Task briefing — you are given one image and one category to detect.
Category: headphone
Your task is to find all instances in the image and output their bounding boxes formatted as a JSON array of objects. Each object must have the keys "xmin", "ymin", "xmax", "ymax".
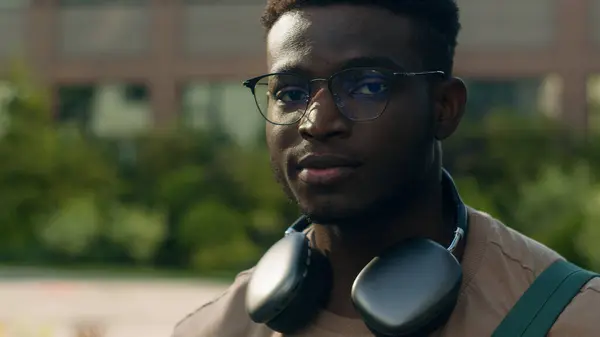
[{"xmin": 245, "ymin": 169, "xmax": 468, "ymax": 336}]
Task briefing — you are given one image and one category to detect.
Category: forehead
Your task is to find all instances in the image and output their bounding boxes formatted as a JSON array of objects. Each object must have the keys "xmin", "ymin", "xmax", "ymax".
[{"xmin": 266, "ymin": 5, "xmax": 419, "ymax": 75}]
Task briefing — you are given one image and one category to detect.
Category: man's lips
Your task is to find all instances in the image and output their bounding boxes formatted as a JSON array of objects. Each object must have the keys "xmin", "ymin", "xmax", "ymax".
[
  {"xmin": 296, "ymin": 154, "xmax": 362, "ymax": 185},
  {"xmin": 298, "ymin": 167, "xmax": 357, "ymax": 185}
]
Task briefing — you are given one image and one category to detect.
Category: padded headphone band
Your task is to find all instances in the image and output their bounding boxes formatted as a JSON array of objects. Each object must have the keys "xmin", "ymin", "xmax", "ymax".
[
  {"xmin": 442, "ymin": 168, "xmax": 468, "ymax": 234},
  {"xmin": 285, "ymin": 215, "xmax": 311, "ymax": 235},
  {"xmin": 441, "ymin": 168, "xmax": 468, "ymax": 252}
]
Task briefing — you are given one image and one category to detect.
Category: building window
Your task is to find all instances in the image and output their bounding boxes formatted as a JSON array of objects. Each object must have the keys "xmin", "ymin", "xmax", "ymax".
[
  {"xmin": 183, "ymin": 4, "xmax": 264, "ymax": 57},
  {"xmin": 180, "ymin": 81, "xmax": 264, "ymax": 145},
  {"xmin": 0, "ymin": 0, "xmax": 28, "ymax": 9},
  {"xmin": 58, "ymin": 0, "xmax": 148, "ymax": 6},
  {"xmin": 463, "ymin": 75, "xmax": 562, "ymax": 119},
  {"xmin": 456, "ymin": 0, "xmax": 555, "ymax": 48},
  {"xmin": 57, "ymin": 83, "xmax": 152, "ymax": 138},
  {"xmin": 590, "ymin": 0, "xmax": 600, "ymax": 45},
  {"xmin": 0, "ymin": 0, "xmax": 27, "ymax": 59},
  {"xmin": 587, "ymin": 75, "xmax": 600, "ymax": 131},
  {"xmin": 58, "ymin": 0, "xmax": 150, "ymax": 57},
  {"xmin": 0, "ymin": 81, "xmax": 16, "ymax": 137},
  {"xmin": 57, "ymin": 85, "xmax": 95, "ymax": 127},
  {"xmin": 124, "ymin": 85, "xmax": 149, "ymax": 102}
]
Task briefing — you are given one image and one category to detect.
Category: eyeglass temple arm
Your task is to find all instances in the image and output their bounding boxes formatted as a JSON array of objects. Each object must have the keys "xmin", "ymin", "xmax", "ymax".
[{"xmin": 394, "ymin": 70, "xmax": 446, "ymax": 77}]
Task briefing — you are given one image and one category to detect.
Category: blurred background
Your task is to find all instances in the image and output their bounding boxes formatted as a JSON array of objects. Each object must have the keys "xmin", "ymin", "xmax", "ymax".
[{"xmin": 1, "ymin": 0, "xmax": 600, "ymax": 336}]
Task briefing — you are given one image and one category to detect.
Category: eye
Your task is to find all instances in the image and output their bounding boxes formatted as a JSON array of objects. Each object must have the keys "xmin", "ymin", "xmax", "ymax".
[
  {"xmin": 275, "ymin": 87, "xmax": 309, "ymax": 103},
  {"xmin": 352, "ymin": 80, "xmax": 389, "ymax": 96}
]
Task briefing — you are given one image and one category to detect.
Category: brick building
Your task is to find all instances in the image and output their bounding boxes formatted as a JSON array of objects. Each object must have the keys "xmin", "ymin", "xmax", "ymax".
[{"xmin": 0, "ymin": 0, "xmax": 598, "ymax": 142}]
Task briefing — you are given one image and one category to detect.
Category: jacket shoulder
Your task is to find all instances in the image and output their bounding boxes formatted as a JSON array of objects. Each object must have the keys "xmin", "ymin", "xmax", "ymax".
[
  {"xmin": 549, "ymin": 276, "xmax": 600, "ymax": 336},
  {"xmin": 172, "ymin": 269, "xmax": 274, "ymax": 337}
]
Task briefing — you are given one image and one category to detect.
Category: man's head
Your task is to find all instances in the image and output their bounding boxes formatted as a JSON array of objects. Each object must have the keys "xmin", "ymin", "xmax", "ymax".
[{"xmin": 255, "ymin": 0, "xmax": 467, "ymax": 226}]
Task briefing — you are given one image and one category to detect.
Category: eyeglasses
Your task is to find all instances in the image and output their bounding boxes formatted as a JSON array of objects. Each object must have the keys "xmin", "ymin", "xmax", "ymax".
[{"xmin": 242, "ymin": 67, "xmax": 445, "ymax": 125}]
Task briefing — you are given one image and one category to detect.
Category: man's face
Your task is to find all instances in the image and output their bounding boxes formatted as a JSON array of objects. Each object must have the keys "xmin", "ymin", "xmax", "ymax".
[{"xmin": 265, "ymin": 5, "xmax": 465, "ymax": 226}]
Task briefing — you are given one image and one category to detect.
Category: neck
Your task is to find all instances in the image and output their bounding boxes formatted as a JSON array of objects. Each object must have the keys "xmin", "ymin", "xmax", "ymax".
[{"xmin": 312, "ymin": 170, "xmax": 462, "ymax": 318}]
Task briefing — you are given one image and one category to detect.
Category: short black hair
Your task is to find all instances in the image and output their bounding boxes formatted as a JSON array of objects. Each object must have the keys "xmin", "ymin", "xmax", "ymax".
[{"xmin": 261, "ymin": 0, "xmax": 461, "ymax": 76}]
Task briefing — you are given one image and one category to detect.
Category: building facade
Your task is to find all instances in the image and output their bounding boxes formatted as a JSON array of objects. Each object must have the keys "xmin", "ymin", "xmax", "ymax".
[{"xmin": 1, "ymin": 0, "xmax": 599, "ymax": 141}]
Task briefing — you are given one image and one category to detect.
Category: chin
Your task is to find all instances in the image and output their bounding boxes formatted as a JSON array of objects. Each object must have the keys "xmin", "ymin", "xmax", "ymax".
[
  {"xmin": 297, "ymin": 189, "xmax": 405, "ymax": 229},
  {"xmin": 298, "ymin": 198, "xmax": 366, "ymax": 227}
]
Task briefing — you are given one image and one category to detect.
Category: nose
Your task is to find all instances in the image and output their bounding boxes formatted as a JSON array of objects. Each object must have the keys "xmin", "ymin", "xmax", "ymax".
[{"xmin": 298, "ymin": 87, "xmax": 351, "ymax": 141}]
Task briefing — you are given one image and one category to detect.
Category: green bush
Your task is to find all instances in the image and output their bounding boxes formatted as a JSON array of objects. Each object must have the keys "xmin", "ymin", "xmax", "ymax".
[
  {"xmin": 38, "ymin": 195, "xmax": 102, "ymax": 258},
  {"xmin": 105, "ymin": 204, "xmax": 167, "ymax": 264},
  {"xmin": 514, "ymin": 163, "xmax": 594, "ymax": 267},
  {"xmin": 178, "ymin": 199, "xmax": 257, "ymax": 271},
  {"xmin": 579, "ymin": 189, "xmax": 600, "ymax": 271},
  {"xmin": 2, "ymin": 63, "xmax": 600, "ymax": 274},
  {"xmin": 0, "ymin": 65, "xmax": 119, "ymax": 262},
  {"xmin": 446, "ymin": 113, "xmax": 600, "ymax": 269}
]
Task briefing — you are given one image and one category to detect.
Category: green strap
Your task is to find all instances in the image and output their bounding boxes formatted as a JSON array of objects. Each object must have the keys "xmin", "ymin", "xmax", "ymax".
[{"xmin": 492, "ymin": 259, "xmax": 598, "ymax": 337}]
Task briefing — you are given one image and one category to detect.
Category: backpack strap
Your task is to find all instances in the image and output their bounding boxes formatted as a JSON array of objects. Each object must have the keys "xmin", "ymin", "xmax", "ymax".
[{"xmin": 492, "ymin": 259, "xmax": 598, "ymax": 337}]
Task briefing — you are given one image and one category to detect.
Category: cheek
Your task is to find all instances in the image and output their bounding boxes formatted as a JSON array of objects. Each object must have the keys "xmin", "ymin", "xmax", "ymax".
[
  {"xmin": 373, "ymin": 110, "xmax": 428, "ymax": 146},
  {"xmin": 266, "ymin": 124, "xmax": 291, "ymax": 150},
  {"xmin": 359, "ymin": 96, "xmax": 434, "ymax": 174},
  {"xmin": 381, "ymin": 91, "xmax": 433, "ymax": 136},
  {"xmin": 266, "ymin": 124, "xmax": 297, "ymax": 167},
  {"xmin": 265, "ymin": 123, "xmax": 276, "ymax": 148}
]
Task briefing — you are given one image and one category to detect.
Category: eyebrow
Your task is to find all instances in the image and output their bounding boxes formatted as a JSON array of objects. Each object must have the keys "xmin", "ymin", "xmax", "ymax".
[{"xmin": 271, "ymin": 56, "xmax": 408, "ymax": 75}]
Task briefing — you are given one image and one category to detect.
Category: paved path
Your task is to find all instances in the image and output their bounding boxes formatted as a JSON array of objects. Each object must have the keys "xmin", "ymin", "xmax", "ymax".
[{"xmin": 0, "ymin": 277, "xmax": 228, "ymax": 337}]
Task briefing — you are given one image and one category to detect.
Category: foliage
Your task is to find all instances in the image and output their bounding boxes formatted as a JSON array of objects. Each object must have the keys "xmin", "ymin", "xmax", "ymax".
[
  {"xmin": 0, "ymin": 65, "xmax": 119, "ymax": 262},
  {"xmin": 443, "ymin": 113, "xmax": 600, "ymax": 268},
  {"xmin": 580, "ymin": 191, "xmax": 600, "ymax": 271},
  {"xmin": 38, "ymin": 195, "xmax": 102, "ymax": 258},
  {"xmin": 105, "ymin": 204, "xmax": 167, "ymax": 264},
  {"xmin": 514, "ymin": 163, "xmax": 593, "ymax": 267},
  {"xmin": 2, "ymin": 65, "xmax": 600, "ymax": 274}
]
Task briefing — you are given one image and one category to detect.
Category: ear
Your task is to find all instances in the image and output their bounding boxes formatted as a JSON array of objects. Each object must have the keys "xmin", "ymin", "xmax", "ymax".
[{"xmin": 433, "ymin": 77, "xmax": 467, "ymax": 140}]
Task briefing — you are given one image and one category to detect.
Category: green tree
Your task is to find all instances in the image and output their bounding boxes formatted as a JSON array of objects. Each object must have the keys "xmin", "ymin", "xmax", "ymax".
[{"xmin": 0, "ymin": 62, "xmax": 119, "ymax": 263}]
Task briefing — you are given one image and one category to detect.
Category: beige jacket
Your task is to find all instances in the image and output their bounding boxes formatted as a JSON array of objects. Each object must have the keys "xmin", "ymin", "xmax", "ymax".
[{"xmin": 172, "ymin": 209, "xmax": 600, "ymax": 337}]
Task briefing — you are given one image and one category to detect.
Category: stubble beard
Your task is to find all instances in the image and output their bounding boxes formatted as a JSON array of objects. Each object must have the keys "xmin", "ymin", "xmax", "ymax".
[{"xmin": 268, "ymin": 155, "xmax": 425, "ymax": 230}]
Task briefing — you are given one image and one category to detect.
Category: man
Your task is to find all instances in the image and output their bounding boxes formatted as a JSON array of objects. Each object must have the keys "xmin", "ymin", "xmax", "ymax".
[{"xmin": 173, "ymin": 0, "xmax": 600, "ymax": 336}]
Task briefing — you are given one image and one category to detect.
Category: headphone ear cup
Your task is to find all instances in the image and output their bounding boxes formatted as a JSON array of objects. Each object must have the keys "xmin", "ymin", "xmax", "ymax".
[
  {"xmin": 266, "ymin": 247, "xmax": 333, "ymax": 333},
  {"xmin": 351, "ymin": 239, "xmax": 462, "ymax": 337}
]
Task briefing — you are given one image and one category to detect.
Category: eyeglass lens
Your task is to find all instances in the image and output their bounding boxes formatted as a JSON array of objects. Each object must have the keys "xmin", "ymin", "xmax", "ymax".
[{"xmin": 252, "ymin": 68, "xmax": 396, "ymax": 125}]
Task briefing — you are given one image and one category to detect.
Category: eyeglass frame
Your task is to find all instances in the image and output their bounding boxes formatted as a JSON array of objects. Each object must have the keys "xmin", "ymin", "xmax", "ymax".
[{"xmin": 242, "ymin": 67, "xmax": 446, "ymax": 125}]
